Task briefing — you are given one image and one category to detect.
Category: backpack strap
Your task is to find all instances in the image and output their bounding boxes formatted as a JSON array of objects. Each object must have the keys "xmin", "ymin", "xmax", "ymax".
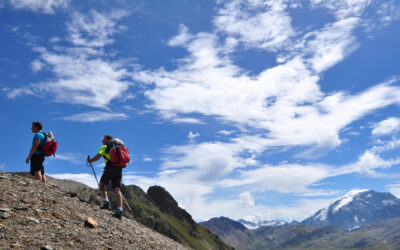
[
  {"xmin": 40, "ymin": 132, "xmax": 47, "ymax": 140},
  {"xmin": 37, "ymin": 132, "xmax": 47, "ymax": 151}
]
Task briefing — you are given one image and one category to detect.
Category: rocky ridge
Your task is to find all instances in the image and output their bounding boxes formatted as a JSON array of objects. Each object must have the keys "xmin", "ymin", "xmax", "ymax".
[
  {"xmin": 0, "ymin": 171, "xmax": 188, "ymax": 249},
  {"xmin": 9, "ymin": 172, "xmax": 231, "ymax": 250}
]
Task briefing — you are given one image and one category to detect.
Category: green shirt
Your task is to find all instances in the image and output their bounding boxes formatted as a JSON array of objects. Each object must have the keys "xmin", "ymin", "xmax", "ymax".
[{"xmin": 97, "ymin": 145, "xmax": 110, "ymax": 164}]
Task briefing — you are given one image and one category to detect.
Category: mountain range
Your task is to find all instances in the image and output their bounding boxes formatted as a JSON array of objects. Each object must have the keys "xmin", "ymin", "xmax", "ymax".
[{"xmin": 200, "ymin": 189, "xmax": 400, "ymax": 249}]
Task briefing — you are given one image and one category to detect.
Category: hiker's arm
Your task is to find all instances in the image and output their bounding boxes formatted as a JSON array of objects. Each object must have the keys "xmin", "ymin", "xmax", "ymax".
[
  {"xmin": 26, "ymin": 139, "xmax": 40, "ymax": 163},
  {"xmin": 88, "ymin": 154, "xmax": 102, "ymax": 163}
]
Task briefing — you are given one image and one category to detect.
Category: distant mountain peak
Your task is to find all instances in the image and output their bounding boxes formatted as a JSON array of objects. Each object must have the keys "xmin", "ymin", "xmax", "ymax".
[
  {"xmin": 302, "ymin": 189, "xmax": 400, "ymax": 230},
  {"xmin": 315, "ymin": 189, "xmax": 370, "ymax": 221}
]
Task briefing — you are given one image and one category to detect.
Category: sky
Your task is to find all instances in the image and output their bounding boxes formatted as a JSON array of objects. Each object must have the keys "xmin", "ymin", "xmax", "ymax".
[{"xmin": 1, "ymin": 0, "xmax": 400, "ymax": 223}]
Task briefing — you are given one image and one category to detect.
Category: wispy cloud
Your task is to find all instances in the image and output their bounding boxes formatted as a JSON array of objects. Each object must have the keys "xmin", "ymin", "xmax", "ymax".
[
  {"xmin": 136, "ymin": 1, "xmax": 400, "ymax": 153},
  {"xmin": 67, "ymin": 10, "xmax": 128, "ymax": 48},
  {"xmin": 47, "ymin": 152, "xmax": 86, "ymax": 165},
  {"xmin": 5, "ymin": 0, "xmax": 70, "ymax": 14},
  {"xmin": 214, "ymin": 0, "xmax": 295, "ymax": 51},
  {"xmin": 142, "ymin": 157, "xmax": 153, "ymax": 162},
  {"xmin": 218, "ymin": 130, "xmax": 235, "ymax": 136},
  {"xmin": 7, "ymin": 10, "xmax": 132, "ymax": 109},
  {"xmin": 61, "ymin": 111, "xmax": 128, "ymax": 123},
  {"xmin": 188, "ymin": 131, "xmax": 200, "ymax": 139},
  {"xmin": 372, "ymin": 117, "xmax": 400, "ymax": 136},
  {"xmin": 49, "ymin": 173, "xmax": 98, "ymax": 188}
]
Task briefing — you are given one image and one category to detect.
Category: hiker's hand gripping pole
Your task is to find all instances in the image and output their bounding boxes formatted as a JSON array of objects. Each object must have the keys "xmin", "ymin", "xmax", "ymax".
[{"xmin": 87, "ymin": 155, "xmax": 99, "ymax": 186}]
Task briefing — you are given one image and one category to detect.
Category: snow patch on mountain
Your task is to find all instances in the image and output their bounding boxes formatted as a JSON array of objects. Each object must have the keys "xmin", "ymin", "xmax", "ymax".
[
  {"xmin": 332, "ymin": 189, "xmax": 369, "ymax": 213},
  {"xmin": 239, "ymin": 217, "xmax": 287, "ymax": 229},
  {"xmin": 315, "ymin": 207, "xmax": 328, "ymax": 221},
  {"xmin": 383, "ymin": 199, "xmax": 396, "ymax": 205}
]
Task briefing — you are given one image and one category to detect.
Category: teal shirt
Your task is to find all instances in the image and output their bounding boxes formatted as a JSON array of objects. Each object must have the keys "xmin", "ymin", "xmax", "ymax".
[{"xmin": 33, "ymin": 132, "xmax": 45, "ymax": 155}]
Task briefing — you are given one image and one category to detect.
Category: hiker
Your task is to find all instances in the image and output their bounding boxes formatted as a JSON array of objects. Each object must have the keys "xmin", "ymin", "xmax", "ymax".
[
  {"xmin": 87, "ymin": 135, "xmax": 123, "ymax": 219},
  {"xmin": 26, "ymin": 121, "xmax": 46, "ymax": 183}
]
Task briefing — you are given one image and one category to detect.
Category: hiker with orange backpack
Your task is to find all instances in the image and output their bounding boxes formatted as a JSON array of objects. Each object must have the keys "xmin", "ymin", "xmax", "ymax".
[{"xmin": 87, "ymin": 135, "xmax": 130, "ymax": 219}]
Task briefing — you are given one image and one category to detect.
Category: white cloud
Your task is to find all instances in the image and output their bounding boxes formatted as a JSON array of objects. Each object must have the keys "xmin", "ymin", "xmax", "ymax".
[
  {"xmin": 372, "ymin": 117, "xmax": 400, "ymax": 136},
  {"xmin": 171, "ymin": 117, "xmax": 204, "ymax": 124},
  {"xmin": 67, "ymin": 10, "xmax": 128, "ymax": 48},
  {"xmin": 48, "ymin": 152, "xmax": 86, "ymax": 165},
  {"xmin": 214, "ymin": 0, "xmax": 295, "ymax": 51},
  {"xmin": 370, "ymin": 138, "xmax": 400, "ymax": 153},
  {"xmin": 304, "ymin": 17, "xmax": 359, "ymax": 73},
  {"xmin": 49, "ymin": 173, "xmax": 98, "ymax": 188},
  {"xmin": 168, "ymin": 24, "xmax": 193, "ymax": 47},
  {"xmin": 338, "ymin": 150, "xmax": 398, "ymax": 175},
  {"xmin": 8, "ymin": 11, "xmax": 132, "ymax": 108},
  {"xmin": 334, "ymin": 138, "xmax": 400, "ymax": 176},
  {"xmin": 31, "ymin": 59, "xmax": 43, "ymax": 72},
  {"xmin": 221, "ymin": 163, "xmax": 331, "ymax": 194},
  {"xmin": 142, "ymin": 157, "xmax": 153, "ymax": 162},
  {"xmin": 310, "ymin": 0, "xmax": 371, "ymax": 19},
  {"xmin": 136, "ymin": 0, "xmax": 400, "ymax": 154},
  {"xmin": 62, "ymin": 111, "xmax": 128, "ymax": 123},
  {"xmin": 49, "ymin": 36, "xmax": 60, "ymax": 43},
  {"xmin": 7, "ymin": 0, "xmax": 70, "ymax": 14},
  {"xmin": 239, "ymin": 191, "xmax": 255, "ymax": 208},
  {"xmin": 6, "ymin": 88, "xmax": 35, "ymax": 98},
  {"xmin": 218, "ymin": 130, "xmax": 235, "ymax": 136},
  {"xmin": 188, "ymin": 131, "xmax": 200, "ymax": 139},
  {"xmin": 386, "ymin": 183, "xmax": 400, "ymax": 198}
]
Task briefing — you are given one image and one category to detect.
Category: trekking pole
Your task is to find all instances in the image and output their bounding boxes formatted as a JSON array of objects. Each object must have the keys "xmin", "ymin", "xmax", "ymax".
[
  {"xmin": 121, "ymin": 193, "xmax": 133, "ymax": 213},
  {"xmin": 87, "ymin": 155, "xmax": 99, "ymax": 186},
  {"xmin": 87, "ymin": 155, "xmax": 132, "ymax": 213}
]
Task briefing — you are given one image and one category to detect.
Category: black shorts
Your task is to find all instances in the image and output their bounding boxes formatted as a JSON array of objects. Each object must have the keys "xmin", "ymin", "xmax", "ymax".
[
  {"xmin": 30, "ymin": 154, "xmax": 45, "ymax": 176},
  {"xmin": 100, "ymin": 165, "xmax": 122, "ymax": 189}
]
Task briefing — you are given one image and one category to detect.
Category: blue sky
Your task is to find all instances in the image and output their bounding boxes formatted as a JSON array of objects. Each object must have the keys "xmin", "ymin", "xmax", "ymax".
[{"xmin": 2, "ymin": 0, "xmax": 400, "ymax": 223}]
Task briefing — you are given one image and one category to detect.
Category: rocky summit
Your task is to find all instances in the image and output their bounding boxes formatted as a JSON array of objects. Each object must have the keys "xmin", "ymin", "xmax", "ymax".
[{"xmin": 0, "ymin": 171, "xmax": 188, "ymax": 249}]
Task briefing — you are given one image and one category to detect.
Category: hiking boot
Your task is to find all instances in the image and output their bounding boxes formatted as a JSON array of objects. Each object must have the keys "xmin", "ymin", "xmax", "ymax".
[
  {"xmin": 111, "ymin": 210, "xmax": 122, "ymax": 220},
  {"xmin": 100, "ymin": 201, "xmax": 109, "ymax": 210}
]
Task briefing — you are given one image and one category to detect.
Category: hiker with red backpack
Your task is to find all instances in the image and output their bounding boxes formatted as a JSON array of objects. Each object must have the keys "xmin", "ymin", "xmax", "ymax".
[
  {"xmin": 26, "ymin": 122, "xmax": 45, "ymax": 183},
  {"xmin": 87, "ymin": 135, "xmax": 129, "ymax": 219}
]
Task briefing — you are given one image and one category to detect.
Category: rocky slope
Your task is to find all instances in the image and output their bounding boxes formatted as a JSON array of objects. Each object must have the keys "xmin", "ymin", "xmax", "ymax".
[
  {"xmin": 12, "ymin": 172, "xmax": 232, "ymax": 250},
  {"xmin": 0, "ymin": 171, "xmax": 187, "ymax": 249}
]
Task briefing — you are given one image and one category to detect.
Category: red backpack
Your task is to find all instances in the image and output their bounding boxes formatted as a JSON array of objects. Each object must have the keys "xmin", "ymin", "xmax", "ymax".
[
  {"xmin": 107, "ymin": 138, "xmax": 130, "ymax": 167},
  {"xmin": 40, "ymin": 132, "xmax": 58, "ymax": 157}
]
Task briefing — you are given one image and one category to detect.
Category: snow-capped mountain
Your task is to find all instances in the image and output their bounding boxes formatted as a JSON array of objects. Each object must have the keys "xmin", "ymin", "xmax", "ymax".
[
  {"xmin": 238, "ymin": 218, "xmax": 287, "ymax": 229},
  {"xmin": 301, "ymin": 189, "xmax": 400, "ymax": 230}
]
